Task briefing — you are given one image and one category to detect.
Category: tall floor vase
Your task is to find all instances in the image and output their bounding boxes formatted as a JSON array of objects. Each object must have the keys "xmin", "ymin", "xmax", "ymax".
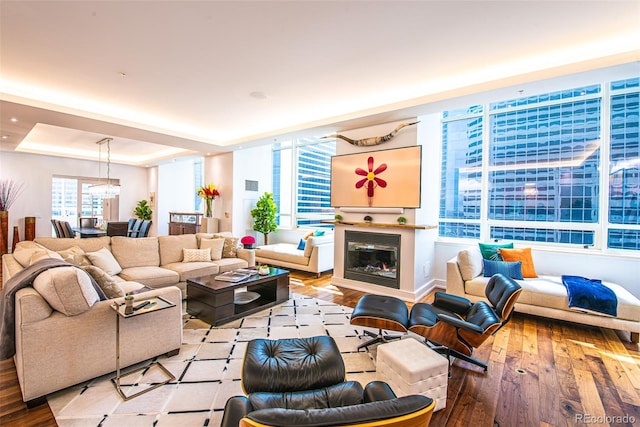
[
  {"xmin": 12, "ymin": 226, "xmax": 19, "ymax": 252},
  {"xmin": 0, "ymin": 211, "xmax": 8, "ymax": 256},
  {"xmin": 25, "ymin": 216, "xmax": 36, "ymax": 241}
]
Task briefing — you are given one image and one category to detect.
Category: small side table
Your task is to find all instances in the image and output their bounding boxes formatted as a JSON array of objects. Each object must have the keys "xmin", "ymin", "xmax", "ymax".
[{"xmin": 111, "ymin": 296, "xmax": 176, "ymax": 401}]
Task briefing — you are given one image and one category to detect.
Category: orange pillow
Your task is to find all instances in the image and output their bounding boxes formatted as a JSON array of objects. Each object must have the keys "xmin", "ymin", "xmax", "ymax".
[{"xmin": 498, "ymin": 247, "xmax": 538, "ymax": 278}]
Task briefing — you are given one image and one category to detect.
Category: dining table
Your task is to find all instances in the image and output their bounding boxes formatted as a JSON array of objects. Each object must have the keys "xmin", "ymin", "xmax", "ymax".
[{"xmin": 72, "ymin": 227, "xmax": 107, "ymax": 238}]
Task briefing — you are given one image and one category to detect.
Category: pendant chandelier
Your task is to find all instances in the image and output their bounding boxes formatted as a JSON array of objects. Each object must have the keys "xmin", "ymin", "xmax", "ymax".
[{"xmin": 89, "ymin": 137, "xmax": 120, "ymax": 198}]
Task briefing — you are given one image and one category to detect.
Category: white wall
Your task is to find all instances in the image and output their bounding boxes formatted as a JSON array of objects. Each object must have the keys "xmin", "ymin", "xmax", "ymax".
[
  {"xmin": 0, "ymin": 151, "xmax": 148, "ymax": 240},
  {"xmin": 157, "ymin": 159, "xmax": 198, "ymax": 236},
  {"xmin": 231, "ymin": 146, "xmax": 272, "ymax": 240}
]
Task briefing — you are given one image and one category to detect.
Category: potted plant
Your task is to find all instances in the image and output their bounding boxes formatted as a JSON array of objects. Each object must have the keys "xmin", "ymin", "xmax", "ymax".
[
  {"xmin": 397, "ymin": 216, "xmax": 407, "ymax": 225},
  {"xmin": 134, "ymin": 199, "xmax": 153, "ymax": 220},
  {"xmin": 251, "ymin": 192, "xmax": 278, "ymax": 245},
  {"xmin": 334, "ymin": 214, "xmax": 343, "ymax": 222}
]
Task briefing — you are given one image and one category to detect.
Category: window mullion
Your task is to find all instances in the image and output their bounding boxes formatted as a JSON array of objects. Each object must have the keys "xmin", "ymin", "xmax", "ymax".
[
  {"xmin": 480, "ymin": 107, "xmax": 490, "ymax": 240},
  {"xmin": 599, "ymin": 81, "xmax": 612, "ymax": 250}
]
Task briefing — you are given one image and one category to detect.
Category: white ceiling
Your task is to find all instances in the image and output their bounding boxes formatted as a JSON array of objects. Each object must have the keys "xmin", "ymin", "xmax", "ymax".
[{"xmin": 1, "ymin": 1, "xmax": 639, "ymax": 165}]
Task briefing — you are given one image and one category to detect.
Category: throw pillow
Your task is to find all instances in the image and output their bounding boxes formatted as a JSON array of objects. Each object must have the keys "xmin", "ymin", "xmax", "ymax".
[
  {"xmin": 483, "ymin": 260, "xmax": 523, "ymax": 280},
  {"xmin": 57, "ymin": 246, "xmax": 92, "ymax": 267},
  {"xmin": 297, "ymin": 238, "xmax": 306, "ymax": 250},
  {"xmin": 33, "ymin": 267, "xmax": 100, "ymax": 316},
  {"xmin": 13, "ymin": 241, "xmax": 49, "ymax": 267},
  {"xmin": 83, "ymin": 265, "xmax": 124, "ymax": 299},
  {"xmin": 29, "ymin": 249, "xmax": 63, "ymax": 266},
  {"xmin": 200, "ymin": 237, "xmax": 225, "ymax": 260},
  {"xmin": 498, "ymin": 247, "xmax": 538, "ymax": 278},
  {"xmin": 183, "ymin": 248, "xmax": 211, "ymax": 262},
  {"xmin": 86, "ymin": 247, "xmax": 123, "ymax": 276},
  {"xmin": 222, "ymin": 237, "xmax": 239, "ymax": 258},
  {"xmin": 314, "ymin": 230, "xmax": 325, "ymax": 236},
  {"xmin": 478, "ymin": 242, "xmax": 514, "ymax": 261}
]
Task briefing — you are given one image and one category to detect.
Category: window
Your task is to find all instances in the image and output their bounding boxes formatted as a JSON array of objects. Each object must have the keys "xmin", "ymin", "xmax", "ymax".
[
  {"xmin": 272, "ymin": 137, "xmax": 336, "ymax": 228},
  {"xmin": 439, "ymin": 77, "xmax": 640, "ymax": 252},
  {"xmin": 52, "ymin": 176, "xmax": 118, "ymax": 228}
]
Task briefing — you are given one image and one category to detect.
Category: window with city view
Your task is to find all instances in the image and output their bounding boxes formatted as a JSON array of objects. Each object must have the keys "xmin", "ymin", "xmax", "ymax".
[
  {"xmin": 272, "ymin": 137, "xmax": 336, "ymax": 229},
  {"xmin": 439, "ymin": 77, "xmax": 639, "ymax": 251}
]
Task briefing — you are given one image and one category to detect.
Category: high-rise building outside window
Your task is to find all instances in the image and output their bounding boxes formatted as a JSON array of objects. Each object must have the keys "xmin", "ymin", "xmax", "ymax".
[
  {"xmin": 272, "ymin": 137, "xmax": 335, "ymax": 229},
  {"xmin": 440, "ymin": 77, "xmax": 639, "ymax": 252}
]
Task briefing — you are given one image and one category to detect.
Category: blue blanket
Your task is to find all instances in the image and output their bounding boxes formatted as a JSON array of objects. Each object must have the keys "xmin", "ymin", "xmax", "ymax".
[{"xmin": 561, "ymin": 275, "xmax": 617, "ymax": 317}]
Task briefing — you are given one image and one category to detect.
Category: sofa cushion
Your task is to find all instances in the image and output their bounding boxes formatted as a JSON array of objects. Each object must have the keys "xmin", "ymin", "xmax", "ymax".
[
  {"xmin": 163, "ymin": 261, "xmax": 219, "ymax": 281},
  {"xmin": 303, "ymin": 235, "xmax": 333, "ymax": 257},
  {"xmin": 183, "ymin": 248, "xmax": 211, "ymax": 262},
  {"xmin": 478, "ymin": 242, "xmax": 514, "ymax": 261},
  {"xmin": 457, "ymin": 248, "xmax": 484, "ymax": 282},
  {"xmin": 57, "ymin": 246, "xmax": 92, "ymax": 267},
  {"xmin": 257, "ymin": 243, "xmax": 310, "ymax": 265},
  {"xmin": 213, "ymin": 257, "xmax": 250, "ymax": 273},
  {"xmin": 83, "ymin": 265, "xmax": 124, "ymax": 299},
  {"xmin": 34, "ymin": 236, "xmax": 112, "ymax": 253},
  {"xmin": 158, "ymin": 234, "xmax": 198, "ymax": 265},
  {"xmin": 200, "ymin": 237, "xmax": 225, "ymax": 260},
  {"xmin": 111, "ymin": 236, "xmax": 160, "ymax": 268},
  {"xmin": 86, "ymin": 247, "xmax": 122, "ymax": 276},
  {"xmin": 483, "ymin": 260, "xmax": 523, "ymax": 280},
  {"xmin": 464, "ymin": 275, "xmax": 640, "ymax": 323},
  {"xmin": 499, "ymin": 247, "xmax": 538, "ymax": 278},
  {"xmin": 33, "ymin": 267, "xmax": 99, "ymax": 316},
  {"xmin": 118, "ymin": 266, "xmax": 180, "ymax": 288}
]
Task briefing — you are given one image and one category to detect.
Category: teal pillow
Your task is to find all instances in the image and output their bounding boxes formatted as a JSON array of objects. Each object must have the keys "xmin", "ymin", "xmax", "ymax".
[
  {"xmin": 483, "ymin": 259, "xmax": 523, "ymax": 280},
  {"xmin": 314, "ymin": 230, "xmax": 325, "ymax": 236},
  {"xmin": 296, "ymin": 239, "xmax": 306, "ymax": 250},
  {"xmin": 478, "ymin": 242, "xmax": 514, "ymax": 261}
]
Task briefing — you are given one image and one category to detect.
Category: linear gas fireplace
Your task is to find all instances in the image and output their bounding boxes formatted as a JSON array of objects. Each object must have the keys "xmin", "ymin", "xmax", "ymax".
[{"xmin": 344, "ymin": 231, "xmax": 400, "ymax": 289}]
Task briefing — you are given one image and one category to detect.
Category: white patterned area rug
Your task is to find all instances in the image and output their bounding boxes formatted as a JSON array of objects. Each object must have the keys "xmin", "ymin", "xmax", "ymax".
[{"xmin": 47, "ymin": 294, "xmax": 378, "ymax": 427}]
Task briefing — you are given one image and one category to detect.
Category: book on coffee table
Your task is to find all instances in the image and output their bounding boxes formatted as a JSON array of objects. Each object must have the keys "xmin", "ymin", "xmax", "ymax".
[{"xmin": 215, "ymin": 271, "xmax": 251, "ymax": 282}]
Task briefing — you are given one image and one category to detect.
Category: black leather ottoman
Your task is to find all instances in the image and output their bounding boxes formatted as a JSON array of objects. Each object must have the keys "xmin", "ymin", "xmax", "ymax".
[{"xmin": 350, "ymin": 294, "xmax": 409, "ymax": 349}]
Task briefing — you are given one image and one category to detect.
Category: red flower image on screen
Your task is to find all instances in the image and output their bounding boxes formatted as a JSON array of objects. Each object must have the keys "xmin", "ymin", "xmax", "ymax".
[{"xmin": 355, "ymin": 156, "xmax": 387, "ymax": 206}]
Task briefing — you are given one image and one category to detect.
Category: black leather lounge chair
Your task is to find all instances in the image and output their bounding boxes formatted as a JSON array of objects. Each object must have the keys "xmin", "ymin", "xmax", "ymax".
[
  {"xmin": 220, "ymin": 336, "xmax": 435, "ymax": 427},
  {"xmin": 409, "ymin": 273, "xmax": 522, "ymax": 372}
]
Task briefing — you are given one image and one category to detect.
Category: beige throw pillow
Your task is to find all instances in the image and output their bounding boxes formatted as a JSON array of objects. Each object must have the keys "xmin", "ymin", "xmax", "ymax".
[
  {"xmin": 183, "ymin": 248, "xmax": 211, "ymax": 262},
  {"xmin": 86, "ymin": 247, "xmax": 122, "ymax": 276},
  {"xmin": 200, "ymin": 237, "xmax": 225, "ymax": 260},
  {"xmin": 33, "ymin": 267, "xmax": 99, "ymax": 316},
  {"xmin": 83, "ymin": 265, "xmax": 124, "ymax": 299},
  {"xmin": 13, "ymin": 241, "xmax": 56, "ymax": 267},
  {"xmin": 222, "ymin": 237, "xmax": 239, "ymax": 258},
  {"xmin": 57, "ymin": 246, "xmax": 92, "ymax": 267}
]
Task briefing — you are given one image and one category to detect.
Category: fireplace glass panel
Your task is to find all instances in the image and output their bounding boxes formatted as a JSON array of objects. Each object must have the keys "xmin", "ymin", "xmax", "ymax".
[{"xmin": 344, "ymin": 231, "xmax": 400, "ymax": 288}]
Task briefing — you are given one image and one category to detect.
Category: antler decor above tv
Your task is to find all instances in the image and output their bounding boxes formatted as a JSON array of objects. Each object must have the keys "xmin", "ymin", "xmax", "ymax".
[{"xmin": 323, "ymin": 121, "xmax": 419, "ymax": 146}]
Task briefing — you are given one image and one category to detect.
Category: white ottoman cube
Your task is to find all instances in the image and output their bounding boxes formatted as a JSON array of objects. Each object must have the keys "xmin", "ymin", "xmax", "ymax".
[{"xmin": 376, "ymin": 337, "xmax": 448, "ymax": 411}]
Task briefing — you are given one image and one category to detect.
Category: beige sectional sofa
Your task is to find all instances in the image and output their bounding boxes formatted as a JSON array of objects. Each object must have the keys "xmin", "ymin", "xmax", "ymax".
[
  {"xmin": 255, "ymin": 233, "xmax": 334, "ymax": 277},
  {"xmin": 447, "ymin": 246, "xmax": 640, "ymax": 342},
  {"xmin": 1, "ymin": 232, "xmax": 254, "ymax": 405}
]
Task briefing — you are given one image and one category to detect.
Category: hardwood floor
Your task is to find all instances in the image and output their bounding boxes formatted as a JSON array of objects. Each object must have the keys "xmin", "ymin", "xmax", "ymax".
[{"xmin": 2, "ymin": 270, "xmax": 639, "ymax": 426}]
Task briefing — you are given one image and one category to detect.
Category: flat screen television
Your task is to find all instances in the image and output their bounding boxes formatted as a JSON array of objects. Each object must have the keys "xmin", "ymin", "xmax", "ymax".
[{"xmin": 330, "ymin": 145, "xmax": 422, "ymax": 208}]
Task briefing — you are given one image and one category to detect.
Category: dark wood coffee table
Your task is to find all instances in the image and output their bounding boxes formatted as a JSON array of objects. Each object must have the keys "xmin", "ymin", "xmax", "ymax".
[{"xmin": 186, "ymin": 267, "xmax": 290, "ymax": 326}]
